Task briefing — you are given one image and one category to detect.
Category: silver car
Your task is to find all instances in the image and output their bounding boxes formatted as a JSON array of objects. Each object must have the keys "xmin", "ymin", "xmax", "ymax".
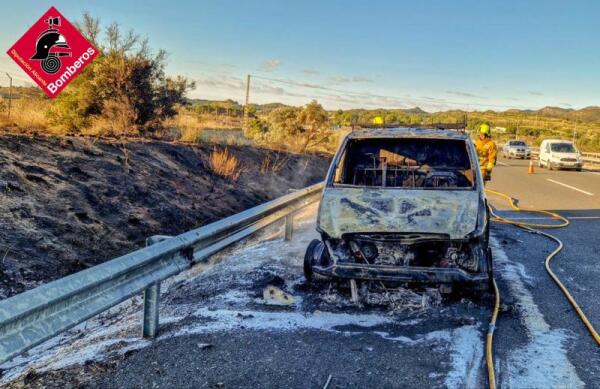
[{"xmin": 502, "ymin": 140, "xmax": 531, "ymax": 159}]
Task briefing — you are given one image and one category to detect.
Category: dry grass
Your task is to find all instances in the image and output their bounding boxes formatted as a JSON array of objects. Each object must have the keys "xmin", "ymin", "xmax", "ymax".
[
  {"xmin": 164, "ymin": 110, "xmax": 247, "ymax": 144},
  {"xmin": 0, "ymin": 97, "xmax": 50, "ymax": 131},
  {"xmin": 209, "ymin": 146, "xmax": 241, "ymax": 181},
  {"xmin": 179, "ymin": 127, "xmax": 204, "ymax": 143},
  {"xmin": 197, "ymin": 115, "xmax": 243, "ymax": 129},
  {"xmin": 260, "ymin": 152, "xmax": 289, "ymax": 174},
  {"xmin": 166, "ymin": 111, "xmax": 204, "ymax": 142}
]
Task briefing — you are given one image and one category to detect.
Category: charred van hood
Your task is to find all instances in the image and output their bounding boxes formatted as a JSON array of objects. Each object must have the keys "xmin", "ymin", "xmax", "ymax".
[{"xmin": 318, "ymin": 187, "xmax": 480, "ymax": 240}]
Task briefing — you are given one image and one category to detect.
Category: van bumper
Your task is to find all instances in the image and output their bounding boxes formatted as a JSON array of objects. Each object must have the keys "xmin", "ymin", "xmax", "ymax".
[{"xmin": 313, "ymin": 263, "xmax": 487, "ymax": 284}]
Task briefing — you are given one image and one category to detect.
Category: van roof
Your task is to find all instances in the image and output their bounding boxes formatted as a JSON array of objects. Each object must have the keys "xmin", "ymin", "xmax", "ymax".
[
  {"xmin": 541, "ymin": 139, "xmax": 573, "ymax": 144},
  {"xmin": 347, "ymin": 127, "xmax": 469, "ymax": 140}
]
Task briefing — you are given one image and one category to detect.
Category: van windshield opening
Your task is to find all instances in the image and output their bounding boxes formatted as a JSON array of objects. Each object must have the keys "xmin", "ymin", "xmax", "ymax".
[
  {"xmin": 333, "ymin": 138, "xmax": 474, "ymax": 189},
  {"xmin": 550, "ymin": 143, "xmax": 576, "ymax": 153}
]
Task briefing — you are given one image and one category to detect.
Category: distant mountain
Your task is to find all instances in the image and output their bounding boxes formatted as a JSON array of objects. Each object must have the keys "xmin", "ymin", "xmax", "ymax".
[
  {"xmin": 536, "ymin": 106, "xmax": 573, "ymax": 118},
  {"xmin": 184, "ymin": 97, "xmax": 600, "ymax": 124},
  {"xmin": 254, "ymin": 102, "xmax": 292, "ymax": 113},
  {"xmin": 402, "ymin": 107, "xmax": 429, "ymax": 115},
  {"xmin": 257, "ymin": 102, "xmax": 291, "ymax": 110},
  {"xmin": 186, "ymin": 98, "xmax": 214, "ymax": 104},
  {"xmin": 574, "ymin": 106, "xmax": 600, "ymax": 123},
  {"xmin": 533, "ymin": 106, "xmax": 600, "ymax": 124}
]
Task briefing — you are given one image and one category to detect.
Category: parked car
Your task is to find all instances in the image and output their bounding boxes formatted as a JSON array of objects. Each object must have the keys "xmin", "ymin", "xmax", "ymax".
[
  {"xmin": 304, "ymin": 128, "xmax": 493, "ymax": 292},
  {"xmin": 538, "ymin": 139, "xmax": 582, "ymax": 171},
  {"xmin": 502, "ymin": 140, "xmax": 531, "ymax": 159}
]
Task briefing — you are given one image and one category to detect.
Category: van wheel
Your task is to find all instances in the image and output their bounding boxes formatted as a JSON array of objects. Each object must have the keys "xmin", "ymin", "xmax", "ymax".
[
  {"xmin": 303, "ymin": 240, "xmax": 320, "ymax": 282},
  {"xmin": 304, "ymin": 240, "xmax": 330, "ymax": 282}
]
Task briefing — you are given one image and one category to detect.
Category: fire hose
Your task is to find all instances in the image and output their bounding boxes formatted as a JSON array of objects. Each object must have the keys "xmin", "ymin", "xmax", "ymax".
[{"xmin": 484, "ymin": 188, "xmax": 600, "ymax": 389}]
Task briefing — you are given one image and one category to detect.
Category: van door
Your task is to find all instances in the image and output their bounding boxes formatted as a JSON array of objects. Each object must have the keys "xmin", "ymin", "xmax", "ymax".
[{"xmin": 541, "ymin": 143, "xmax": 551, "ymax": 164}]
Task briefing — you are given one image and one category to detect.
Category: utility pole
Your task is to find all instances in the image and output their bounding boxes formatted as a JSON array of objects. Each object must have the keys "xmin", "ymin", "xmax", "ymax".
[
  {"xmin": 5, "ymin": 73, "xmax": 12, "ymax": 120},
  {"xmin": 243, "ymin": 74, "xmax": 251, "ymax": 132}
]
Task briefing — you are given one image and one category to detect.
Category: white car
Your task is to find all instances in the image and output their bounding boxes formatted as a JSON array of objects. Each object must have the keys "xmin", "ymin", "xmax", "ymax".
[
  {"xmin": 502, "ymin": 140, "xmax": 531, "ymax": 159},
  {"xmin": 538, "ymin": 139, "xmax": 582, "ymax": 171}
]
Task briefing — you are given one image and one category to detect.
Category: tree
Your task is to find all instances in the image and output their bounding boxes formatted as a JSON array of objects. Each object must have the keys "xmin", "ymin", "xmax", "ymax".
[
  {"xmin": 245, "ymin": 118, "xmax": 268, "ymax": 141},
  {"xmin": 246, "ymin": 100, "xmax": 333, "ymax": 152},
  {"xmin": 46, "ymin": 13, "xmax": 195, "ymax": 135},
  {"xmin": 296, "ymin": 100, "xmax": 332, "ymax": 152}
]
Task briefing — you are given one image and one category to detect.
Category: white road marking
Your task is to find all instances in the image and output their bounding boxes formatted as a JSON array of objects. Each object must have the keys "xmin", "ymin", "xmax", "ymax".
[
  {"xmin": 491, "ymin": 237, "xmax": 583, "ymax": 388},
  {"xmin": 586, "ymin": 171, "xmax": 600, "ymax": 176},
  {"xmin": 546, "ymin": 179, "xmax": 594, "ymax": 196},
  {"xmin": 496, "ymin": 161, "xmax": 510, "ymax": 166}
]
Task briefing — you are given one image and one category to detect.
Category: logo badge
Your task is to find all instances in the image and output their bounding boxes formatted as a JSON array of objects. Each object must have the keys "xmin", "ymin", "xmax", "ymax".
[{"xmin": 7, "ymin": 6, "xmax": 99, "ymax": 98}]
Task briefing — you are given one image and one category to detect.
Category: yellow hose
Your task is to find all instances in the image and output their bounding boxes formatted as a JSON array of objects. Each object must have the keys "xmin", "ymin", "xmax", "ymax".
[
  {"xmin": 485, "ymin": 188, "xmax": 569, "ymax": 228},
  {"xmin": 484, "ymin": 188, "xmax": 600, "ymax": 389},
  {"xmin": 486, "ymin": 277, "xmax": 500, "ymax": 389}
]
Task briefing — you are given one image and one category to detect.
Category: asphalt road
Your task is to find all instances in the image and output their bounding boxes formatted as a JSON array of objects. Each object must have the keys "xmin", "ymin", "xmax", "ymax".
[
  {"xmin": 489, "ymin": 157, "xmax": 600, "ymax": 211},
  {"xmin": 2, "ymin": 157, "xmax": 599, "ymax": 388}
]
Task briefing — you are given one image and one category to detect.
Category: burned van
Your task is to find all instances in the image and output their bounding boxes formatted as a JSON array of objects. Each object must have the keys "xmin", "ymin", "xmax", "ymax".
[{"xmin": 304, "ymin": 128, "xmax": 492, "ymax": 291}]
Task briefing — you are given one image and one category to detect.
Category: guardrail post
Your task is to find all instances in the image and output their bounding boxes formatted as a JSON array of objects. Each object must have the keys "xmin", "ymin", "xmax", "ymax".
[
  {"xmin": 141, "ymin": 235, "xmax": 172, "ymax": 339},
  {"xmin": 142, "ymin": 282, "xmax": 160, "ymax": 338},
  {"xmin": 284, "ymin": 214, "xmax": 294, "ymax": 241}
]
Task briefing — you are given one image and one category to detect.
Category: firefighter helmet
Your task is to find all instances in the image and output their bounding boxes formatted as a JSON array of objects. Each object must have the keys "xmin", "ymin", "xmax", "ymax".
[{"xmin": 31, "ymin": 30, "xmax": 69, "ymax": 60}]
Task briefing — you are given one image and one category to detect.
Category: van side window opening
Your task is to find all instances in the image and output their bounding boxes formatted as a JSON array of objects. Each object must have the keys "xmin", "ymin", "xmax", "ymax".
[{"xmin": 334, "ymin": 138, "xmax": 474, "ymax": 189}]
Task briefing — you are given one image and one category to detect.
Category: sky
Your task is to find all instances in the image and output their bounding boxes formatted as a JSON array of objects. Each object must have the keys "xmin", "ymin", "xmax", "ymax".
[{"xmin": 2, "ymin": 0, "xmax": 600, "ymax": 112}]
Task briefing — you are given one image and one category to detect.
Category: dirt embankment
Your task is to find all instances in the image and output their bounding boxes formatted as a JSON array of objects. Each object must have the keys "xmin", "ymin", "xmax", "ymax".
[{"xmin": 0, "ymin": 134, "xmax": 330, "ymax": 299}]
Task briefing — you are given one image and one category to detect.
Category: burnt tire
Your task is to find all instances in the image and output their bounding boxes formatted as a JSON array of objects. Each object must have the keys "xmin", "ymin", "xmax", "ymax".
[
  {"xmin": 304, "ymin": 239, "xmax": 321, "ymax": 282},
  {"xmin": 470, "ymin": 245, "xmax": 494, "ymax": 294}
]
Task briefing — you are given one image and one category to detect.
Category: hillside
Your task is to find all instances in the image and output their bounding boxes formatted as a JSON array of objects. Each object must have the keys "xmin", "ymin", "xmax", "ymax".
[{"xmin": 0, "ymin": 134, "xmax": 330, "ymax": 298}]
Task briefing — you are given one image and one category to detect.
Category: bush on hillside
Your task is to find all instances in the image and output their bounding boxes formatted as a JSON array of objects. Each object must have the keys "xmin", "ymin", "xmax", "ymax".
[{"xmin": 46, "ymin": 13, "xmax": 195, "ymax": 136}]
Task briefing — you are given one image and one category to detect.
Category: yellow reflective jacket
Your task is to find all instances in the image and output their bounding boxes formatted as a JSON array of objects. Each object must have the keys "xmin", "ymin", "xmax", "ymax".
[{"xmin": 474, "ymin": 137, "xmax": 497, "ymax": 171}]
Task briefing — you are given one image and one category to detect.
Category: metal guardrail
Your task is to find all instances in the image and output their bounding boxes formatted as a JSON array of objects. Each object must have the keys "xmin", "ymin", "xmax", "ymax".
[{"xmin": 0, "ymin": 182, "xmax": 324, "ymax": 364}]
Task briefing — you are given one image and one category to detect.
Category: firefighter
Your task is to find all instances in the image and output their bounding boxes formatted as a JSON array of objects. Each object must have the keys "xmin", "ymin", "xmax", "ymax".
[{"xmin": 475, "ymin": 123, "xmax": 497, "ymax": 181}]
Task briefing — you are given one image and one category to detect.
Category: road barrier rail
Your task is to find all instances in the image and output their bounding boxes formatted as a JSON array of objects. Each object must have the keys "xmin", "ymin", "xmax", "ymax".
[{"xmin": 0, "ymin": 182, "xmax": 324, "ymax": 364}]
